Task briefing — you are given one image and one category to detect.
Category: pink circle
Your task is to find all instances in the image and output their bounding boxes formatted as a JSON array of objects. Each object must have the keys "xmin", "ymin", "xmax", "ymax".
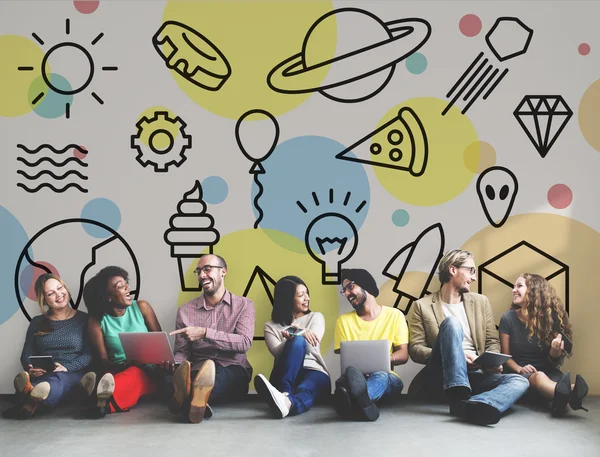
[
  {"xmin": 547, "ymin": 184, "xmax": 573, "ymax": 209},
  {"xmin": 578, "ymin": 43, "xmax": 590, "ymax": 56},
  {"xmin": 74, "ymin": 145, "xmax": 87, "ymax": 160},
  {"xmin": 73, "ymin": 1, "xmax": 100, "ymax": 14},
  {"xmin": 459, "ymin": 14, "xmax": 482, "ymax": 37},
  {"xmin": 20, "ymin": 261, "xmax": 60, "ymax": 301}
]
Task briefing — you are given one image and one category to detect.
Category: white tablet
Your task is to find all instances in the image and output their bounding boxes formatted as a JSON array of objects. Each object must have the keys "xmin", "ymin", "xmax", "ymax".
[
  {"xmin": 473, "ymin": 351, "xmax": 511, "ymax": 368},
  {"xmin": 118, "ymin": 331, "xmax": 175, "ymax": 365}
]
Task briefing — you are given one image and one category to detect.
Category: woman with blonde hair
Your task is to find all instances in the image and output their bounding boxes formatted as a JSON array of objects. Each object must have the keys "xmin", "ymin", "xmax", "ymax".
[
  {"xmin": 2, "ymin": 274, "xmax": 94, "ymax": 419},
  {"xmin": 499, "ymin": 273, "xmax": 588, "ymax": 417}
]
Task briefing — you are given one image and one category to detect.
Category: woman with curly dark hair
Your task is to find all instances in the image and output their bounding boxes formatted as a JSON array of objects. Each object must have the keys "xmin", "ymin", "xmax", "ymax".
[{"xmin": 499, "ymin": 273, "xmax": 588, "ymax": 417}]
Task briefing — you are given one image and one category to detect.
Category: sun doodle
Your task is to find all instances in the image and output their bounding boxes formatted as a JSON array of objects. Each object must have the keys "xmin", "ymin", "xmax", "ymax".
[{"xmin": 18, "ymin": 18, "xmax": 118, "ymax": 119}]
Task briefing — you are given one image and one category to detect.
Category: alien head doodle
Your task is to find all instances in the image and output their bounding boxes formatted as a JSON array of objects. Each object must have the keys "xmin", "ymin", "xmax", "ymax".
[
  {"xmin": 153, "ymin": 21, "xmax": 231, "ymax": 91},
  {"xmin": 383, "ymin": 223, "xmax": 445, "ymax": 314},
  {"xmin": 14, "ymin": 219, "xmax": 140, "ymax": 321},
  {"xmin": 336, "ymin": 106, "xmax": 428, "ymax": 176},
  {"xmin": 476, "ymin": 166, "xmax": 519, "ymax": 228},
  {"xmin": 18, "ymin": 18, "xmax": 118, "ymax": 119},
  {"xmin": 442, "ymin": 17, "xmax": 533, "ymax": 115},
  {"xmin": 268, "ymin": 8, "xmax": 431, "ymax": 103},
  {"xmin": 164, "ymin": 181, "xmax": 220, "ymax": 292},
  {"xmin": 131, "ymin": 110, "xmax": 192, "ymax": 173}
]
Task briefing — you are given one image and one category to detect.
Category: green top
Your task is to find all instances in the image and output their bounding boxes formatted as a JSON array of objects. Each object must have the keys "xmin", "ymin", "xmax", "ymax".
[{"xmin": 100, "ymin": 300, "xmax": 147, "ymax": 363}]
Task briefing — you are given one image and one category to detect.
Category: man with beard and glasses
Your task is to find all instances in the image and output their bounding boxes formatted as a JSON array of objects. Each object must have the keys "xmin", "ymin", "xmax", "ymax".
[
  {"xmin": 167, "ymin": 254, "xmax": 255, "ymax": 423},
  {"xmin": 409, "ymin": 249, "xmax": 529, "ymax": 425},
  {"xmin": 333, "ymin": 269, "xmax": 408, "ymax": 421}
]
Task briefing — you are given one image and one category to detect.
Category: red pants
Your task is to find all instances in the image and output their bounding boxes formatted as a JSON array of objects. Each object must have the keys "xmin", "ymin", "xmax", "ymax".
[{"xmin": 110, "ymin": 366, "xmax": 156, "ymax": 413}]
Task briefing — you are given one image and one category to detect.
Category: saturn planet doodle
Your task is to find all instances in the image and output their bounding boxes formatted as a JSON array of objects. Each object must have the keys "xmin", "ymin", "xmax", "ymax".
[{"xmin": 267, "ymin": 8, "xmax": 432, "ymax": 103}]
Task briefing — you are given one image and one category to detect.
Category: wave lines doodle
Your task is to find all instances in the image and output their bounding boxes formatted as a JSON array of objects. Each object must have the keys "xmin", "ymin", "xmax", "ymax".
[
  {"xmin": 17, "ymin": 169, "xmax": 88, "ymax": 181},
  {"xmin": 17, "ymin": 144, "xmax": 88, "ymax": 155},
  {"xmin": 17, "ymin": 183, "xmax": 88, "ymax": 193},
  {"xmin": 17, "ymin": 156, "xmax": 88, "ymax": 168}
]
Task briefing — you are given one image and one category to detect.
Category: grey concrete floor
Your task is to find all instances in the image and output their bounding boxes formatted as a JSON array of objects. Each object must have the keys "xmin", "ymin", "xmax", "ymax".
[{"xmin": 1, "ymin": 396, "xmax": 599, "ymax": 457}]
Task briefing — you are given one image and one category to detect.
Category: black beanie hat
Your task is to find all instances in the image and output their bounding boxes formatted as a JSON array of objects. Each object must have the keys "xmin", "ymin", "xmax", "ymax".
[{"xmin": 341, "ymin": 268, "xmax": 379, "ymax": 297}]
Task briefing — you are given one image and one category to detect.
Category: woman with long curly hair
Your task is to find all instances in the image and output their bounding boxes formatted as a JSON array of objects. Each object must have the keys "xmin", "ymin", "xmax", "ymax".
[{"xmin": 499, "ymin": 273, "xmax": 588, "ymax": 417}]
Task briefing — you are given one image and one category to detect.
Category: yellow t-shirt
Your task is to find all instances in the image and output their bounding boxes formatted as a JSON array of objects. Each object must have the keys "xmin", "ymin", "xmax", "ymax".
[{"xmin": 334, "ymin": 306, "xmax": 409, "ymax": 351}]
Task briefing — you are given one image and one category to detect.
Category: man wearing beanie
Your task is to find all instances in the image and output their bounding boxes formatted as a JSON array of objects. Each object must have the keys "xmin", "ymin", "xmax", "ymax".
[
  {"xmin": 333, "ymin": 268, "xmax": 409, "ymax": 421},
  {"xmin": 409, "ymin": 249, "xmax": 529, "ymax": 425}
]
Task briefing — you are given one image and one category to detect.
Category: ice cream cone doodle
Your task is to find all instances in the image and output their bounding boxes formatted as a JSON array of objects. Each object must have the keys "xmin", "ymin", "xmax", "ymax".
[
  {"xmin": 164, "ymin": 180, "xmax": 220, "ymax": 291},
  {"xmin": 235, "ymin": 109, "xmax": 280, "ymax": 229}
]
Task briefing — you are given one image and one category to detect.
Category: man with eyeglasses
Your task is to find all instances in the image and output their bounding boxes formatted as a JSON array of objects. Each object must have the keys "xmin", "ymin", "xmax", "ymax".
[
  {"xmin": 333, "ymin": 268, "xmax": 409, "ymax": 421},
  {"xmin": 409, "ymin": 249, "xmax": 529, "ymax": 425},
  {"xmin": 168, "ymin": 254, "xmax": 255, "ymax": 423}
]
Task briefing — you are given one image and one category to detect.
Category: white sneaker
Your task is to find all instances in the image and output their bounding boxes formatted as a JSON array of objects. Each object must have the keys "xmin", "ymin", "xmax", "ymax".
[{"xmin": 254, "ymin": 374, "xmax": 290, "ymax": 419}]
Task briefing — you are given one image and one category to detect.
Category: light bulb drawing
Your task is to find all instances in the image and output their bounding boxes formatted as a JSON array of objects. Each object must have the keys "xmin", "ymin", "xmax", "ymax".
[
  {"xmin": 18, "ymin": 18, "xmax": 118, "ymax": 119},
  {"xmin": 298, "ymin": 189, "xmax": 366, "ymax": 285},
  {"xmin": 235, "ymin": 109, "xmax": 280, "ymax": 229}
]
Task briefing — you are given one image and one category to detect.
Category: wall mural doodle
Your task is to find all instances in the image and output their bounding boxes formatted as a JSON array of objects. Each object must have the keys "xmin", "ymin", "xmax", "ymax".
[
  {"xmin": 14, "ymin": 218, "xmax": 140, "ymax": 321},
  {"xmin": 16, "ymin": 144, "xmax": 88, "ymax": 193},
  {"xmin": 152, "ymin": 21, "xmax": 232, "ymax": 92},
  {"xmin": 442, "ymin": 17, "xmax": 533, "ymax": 115},
  {"xmin": 131, "ymin": 110, "xmax": 192, "ymax": 172},
  {"xmin": 164, "ymin": 180, "xmax": 220, "ymax": 292},
  {"xmin": 0, "ymin": 1, "xmax": 598, "ymax": 395},
  {"xmin": 235, "ymin": 109, "xmax": 280, "ymax": 229},
  {"xmin": 513, "ymin": 95, "xmax": 573, "ymax": 158},
  {"xmin": 336, "ymin": 106, "xmax": 428, "ymax": 176},
  {"xmin": 476, "ymin": 166, "xmax": 519, "ymax": 228},
  {"xmin": 267, "ymin": 8, "xmax": 431, "ymax": 103},
  {"xmin": 18, "ymin": 18, "xmax": 118, "ymax": 119},
  {"xmin": 382, "ymin": 223, "xmax": 445, "ymax": 314}
]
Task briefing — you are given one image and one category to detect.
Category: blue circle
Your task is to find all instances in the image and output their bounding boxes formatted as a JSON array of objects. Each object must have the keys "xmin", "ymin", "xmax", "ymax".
[
  {"xmin": 392, "ymin": 209, "xmax": 410, "ymax": 227},
  {"xmin": 252, "ymin": 136, "xmax": 370, "ymax": 252},
  {"xmin": 81, "ymin": 198, "xmax": 121, "ymax": 238},
  {"xmin": 202, "ymin": 176, "xmax": 229, "ymax": 204},
  {"xmin": 0, "ymin": 206, "xmax": 31, "ymax": 324},
  {"xmin": 406, "ymin": 53, "xmax": 428, "ymax": 75},
  {"xmin": 31, "ymin": 73, "xmax": 74, "ymax": 119}
]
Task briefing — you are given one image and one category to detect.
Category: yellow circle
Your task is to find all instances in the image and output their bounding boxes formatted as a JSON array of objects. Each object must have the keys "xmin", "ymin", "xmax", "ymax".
[
  {"xmin": 176, "ymin": 228, "xmax": 339, "ymax": 380},
  {"xmin": 372, "ymin": 98, "xmax": 478, "ymax": 206},
  {"xmin": 0, "ymin": 35, "xmax": 46, "ymax": 117},
  {"xmin": 462, "ymin": 213, "xmax": 600, "ymax": 393},
  {"xmin": 136, "ymin": 106, "xmax": 181, "ymax": 149},
  {"xmin": 463, "ymin": 140, "xmax": 497, "ymax": 174},
  {"xmin": 578, "ymin": 78, "xmax": 600, "ymax": 152},
  {"xmin": 161, "ymin": 1, "xmax": 336, "ymax": 119}
]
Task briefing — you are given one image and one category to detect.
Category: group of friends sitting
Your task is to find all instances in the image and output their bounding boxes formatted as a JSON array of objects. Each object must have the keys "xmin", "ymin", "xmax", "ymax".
[{"xmin": 2, "ymin": 249, "xmax": 589, "ymax": 426}]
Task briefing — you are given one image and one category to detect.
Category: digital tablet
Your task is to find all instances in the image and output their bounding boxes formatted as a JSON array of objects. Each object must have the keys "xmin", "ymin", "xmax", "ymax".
[
  {"xmin": 29, "ymin": 355, "xmax": 55, "ymax": 372},
  {"xmin": 473, "ymin": 351, "xmax": 511, "ymax": 367}
]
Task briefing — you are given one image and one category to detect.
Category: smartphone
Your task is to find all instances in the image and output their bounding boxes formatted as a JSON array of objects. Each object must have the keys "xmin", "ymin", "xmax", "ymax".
[
  {"xmin": 560, "ymin": 333, "xmax": 573, "ymax": 354},
  {"xmin": 28, "ymin": 355, "xmax": 55, "ymax": 372},
  {"xmin": 283, "ymin": 326, "xmax": 306, "ymax": 336}
]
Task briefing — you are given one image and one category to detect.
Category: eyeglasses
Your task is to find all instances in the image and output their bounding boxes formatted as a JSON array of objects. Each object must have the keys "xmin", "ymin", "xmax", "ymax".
[
  {"xmin": 340, "ymin": 281, "xmax": 355, "ymax": 295},
  {"xmin": 456, "ymin": 265, "xmax": 476, "ymax": 275},
  {"xmin": 193, "ymin": 265, "xmax": 224, "ymax": 276}
]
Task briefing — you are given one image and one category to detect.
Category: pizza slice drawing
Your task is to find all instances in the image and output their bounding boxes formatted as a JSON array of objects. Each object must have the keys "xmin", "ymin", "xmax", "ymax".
[{"xmin": 336, "ymin": 107, "xmax": 428, "ymax": 177}]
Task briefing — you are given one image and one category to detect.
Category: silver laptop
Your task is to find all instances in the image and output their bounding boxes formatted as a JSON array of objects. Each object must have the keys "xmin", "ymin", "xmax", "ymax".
[
  {"xmin": 118, "ymin": 331, "xmax": 175, "ymax": 365},
  {"xmin": 340, "ymin": 340, "xmax": 391, "ymax": 375}
]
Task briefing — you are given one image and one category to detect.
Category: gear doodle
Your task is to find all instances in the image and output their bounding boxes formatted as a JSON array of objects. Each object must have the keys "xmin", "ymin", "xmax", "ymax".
[{"xmin": 130, "ymin": 111, "xmax": 192, "ymax": 172}]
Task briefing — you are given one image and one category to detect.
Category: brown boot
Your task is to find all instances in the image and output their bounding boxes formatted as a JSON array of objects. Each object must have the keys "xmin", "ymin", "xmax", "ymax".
[{"xmin": 189, "ymin": 360, "xmax": 215, "ymax": 424}]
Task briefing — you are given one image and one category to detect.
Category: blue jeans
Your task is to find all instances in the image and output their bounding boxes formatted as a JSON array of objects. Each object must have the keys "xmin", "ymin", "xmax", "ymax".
[
  {"xmin": 425, "ymin": 316, "xmax": 529, "ymax": 413},
  {"xmin": 269, "ymin": 336, "xmax": 331, "ymax": 415},
  {"xmin": 193, "ymin": 363, "xmax": 250, "ymax": 404},
  {"xmin": 366, "ymin": 371, "xmax": 404, "ymax": 403},
  {"xmin": 32, "ymin": 371, "xmax": 86, "ymax": 409}
]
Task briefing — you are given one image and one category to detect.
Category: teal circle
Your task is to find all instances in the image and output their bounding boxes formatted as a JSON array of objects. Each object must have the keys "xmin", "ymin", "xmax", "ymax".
[
  {"xmin": 392, "ymin": 209, "xmax": 410, "ymax": 227},
  {"xmin": 406, "ymin": 53, "xmax": 428, "ymax": 75},
  {"xmin": 201, "ymin": 176, "xmax": 229, "ymax": 204},
  {"xmin": 81, "ymin": 198, "xmax": 122, "ymax": 238},
  {"xmin": 29, "ymin": 73, "xmax": 74, "ymax": 119}
]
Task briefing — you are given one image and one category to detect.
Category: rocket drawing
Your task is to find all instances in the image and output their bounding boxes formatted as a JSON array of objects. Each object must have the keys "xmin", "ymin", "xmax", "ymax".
[{"xmin": 382, "ymin": 223, "xmax": 445, "ymax": 314}]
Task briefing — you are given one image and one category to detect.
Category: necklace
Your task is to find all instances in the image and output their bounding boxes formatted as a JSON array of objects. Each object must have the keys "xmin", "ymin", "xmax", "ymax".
[{"xmin": 49, "ymin": 308, "xmax": 75, "ymax": 321}]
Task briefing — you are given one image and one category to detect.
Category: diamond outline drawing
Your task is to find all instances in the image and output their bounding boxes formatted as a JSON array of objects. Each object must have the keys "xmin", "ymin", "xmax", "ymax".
[{"xmin": 513, "ymin": 95, "xmax": 573, "ymax": 158}]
